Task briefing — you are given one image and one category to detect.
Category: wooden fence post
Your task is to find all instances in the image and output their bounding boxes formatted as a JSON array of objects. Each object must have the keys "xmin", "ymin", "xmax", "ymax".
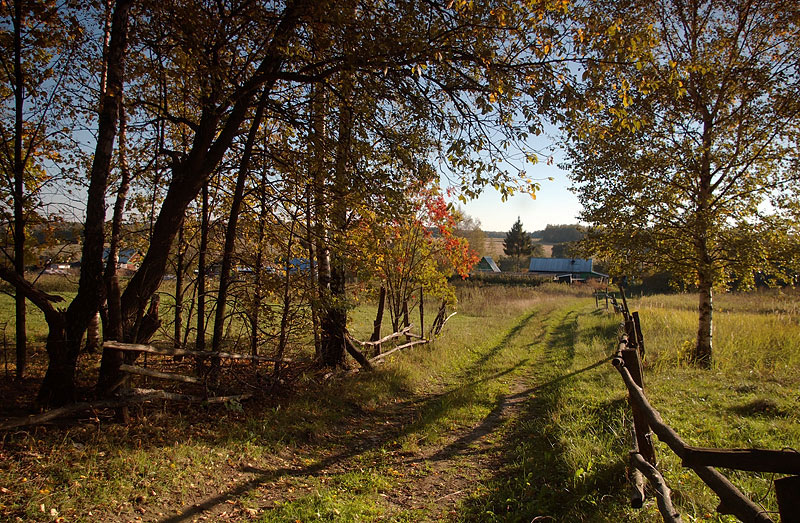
[
  {"xmin": 632, "ymin": 311, "xmax": 645, "ymax": 357},
  {"xmin": 621, "ymin": 348, "xmax": 656, "ymax": 466},
  {"xmin": 619, "ymin": 286, "xmax": 631, "ymax": 321},
  {"xmin": 775, "ymin": 475, "xmax": 800, "ymax": 522}
]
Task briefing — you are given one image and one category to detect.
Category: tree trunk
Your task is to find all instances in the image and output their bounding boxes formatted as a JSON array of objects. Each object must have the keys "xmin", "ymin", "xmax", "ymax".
[
  {"xmin": 12, "ymin": 0, "xmax": 26, "ymax": 379},
  {"xmin": 212, "ymin": 91, "xmax": 268, "ymax": 354},
  {"xmin": 418, "ymin": 287, "xmax": 424, "ymax": 336},
  {"xmin": 694, "ymin": 274, "xmax": 713, "ymax": 367},
  {"xmin": 117, "ymin": 1, "xmax": 306, "ymax": 343},
  {"xmin": 38, "ymin": 323, "xmax": 78, "ymax": 407},
  {"xmin": 390, "ymin": 290, "xmax": 400, "ymax": 332},
  {"xmin": 250, "ymin": 176, "xmax": 269, "ymax": 357},
  {"xmin": 174, "ymin": 218, "xmax": 185, "ymax": 349},
  {"xmin": 310, "ymin": 80, "xmax": 339, "ymax": 365},
  {"xmin": 692, "ymin": 113, "xmax": 714, "ymax": 369},
  {"xmin": 317, "ymin": 49, "xmax": 355, "ymax": 368},
  {"xmin": 51, "ymin": 0, "xmax": 132, "ymax": 406},
  {"xmin": 402, "ymin": 299, "xmax": 410, "ymax": 341},
  {"xmin": 85, "ymin": 312, "xmax": 101, "ymax": 353},
  {"xmin": 196, "ymin": 182, "xmax": 209, "ymax": 352},
  {"xmin": 275, "ymin": 221, "xmax": 296, "ymax": 375},
  {"xmin": 370, "ymin": 285, "xmax": 386, "ymax": 343},
  {"xmin": 320, "ymin": 263, "xmax": 347, "ymax": 367},
  {"xmin": 306, "ymin": 185, "xmax": 321, "ymax": 359},
  {"xmin": 96, "ymin": 93, "xmax": 131, "ymax": 394},
  {"xmin": 183, "ymin": 275, "xmax": 197, "ymax": 349}
]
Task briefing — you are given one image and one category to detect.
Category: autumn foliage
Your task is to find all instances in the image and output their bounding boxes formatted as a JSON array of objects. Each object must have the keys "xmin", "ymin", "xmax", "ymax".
[{"xmin": 349, "ymin": 186, "xmax": 478, "ymax": 330}]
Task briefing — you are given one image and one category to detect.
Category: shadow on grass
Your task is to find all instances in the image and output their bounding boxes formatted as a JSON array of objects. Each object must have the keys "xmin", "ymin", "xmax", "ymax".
[
  {"xmin": 729, "ymin": 398, "xmax": 789, "ymax": 418},
  {"xmin": 426, "ymin": 355, "xmax": 612, "ymax": 465},
  {"xmin": 470, "ymin": 308, "xmax": 541, "ymax": 369},
  {"xmin": 456, "ymin": 309, "xmax": 631, "ymax": 522},
  {"xmin": 390, "ymin": 309, "xmax": 549, "ymax": 448},
  {"xmin": 158, "ymin": 308, "xmax": 546, "ymax": 522}
]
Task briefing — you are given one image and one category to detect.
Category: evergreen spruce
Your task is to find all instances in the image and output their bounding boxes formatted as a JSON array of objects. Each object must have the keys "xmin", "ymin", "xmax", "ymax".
[{"xmin": 503, "ymin": 217, "xmax": 533, "ymax": 272}]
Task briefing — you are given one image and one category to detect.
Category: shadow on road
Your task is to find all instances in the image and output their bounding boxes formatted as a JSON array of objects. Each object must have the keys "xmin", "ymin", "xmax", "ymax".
[
  {"xmin": 160, "ymin": 308, "xmax": 546, "ymax": 522},
  {"xmin": 456, "ymin": 308, "xmax": 631, "ymax": 522}
]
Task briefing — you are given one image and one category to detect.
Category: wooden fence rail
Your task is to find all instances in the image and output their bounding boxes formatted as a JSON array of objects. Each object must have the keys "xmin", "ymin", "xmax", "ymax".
[
  {"xmin": 103, "ymin": 341, "xmax": 290, "ymax": 363},
  {"xmin": 608, "ymin": 287, "xmax": 799, "ymax": 522}
]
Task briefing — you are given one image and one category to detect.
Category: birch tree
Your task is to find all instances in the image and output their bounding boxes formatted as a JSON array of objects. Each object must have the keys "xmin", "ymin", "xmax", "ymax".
[{"xmin": 564, "ymin": 0, "xmax": 800, "ymax": 366}]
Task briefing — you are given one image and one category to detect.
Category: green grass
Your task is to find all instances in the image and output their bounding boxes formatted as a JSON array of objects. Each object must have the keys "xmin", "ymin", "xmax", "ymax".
[
  {"xmin": 0, "ymin": 274, "xmax": 78, "ymax": 345},
  {"xmin": 1, "ymin": 284, "xmax": 798, "ymax": 522},
  {"xmin": 458, "ymin": 290, "xmax": 800, "ymax": 522},
  {"xmin": 257, "ymin": 471, "xmax": 391, "ymax": 522},
  {"xmin": 0, "ymin": 273, "xmax": 314, "ymax": 368},
  {"xmin": 630, "ymin": 290, "xmax": 800, "ymax": 380},
  {"xmin": 0, "ymin": 284, "xmax": 588, "ymax": 521}
]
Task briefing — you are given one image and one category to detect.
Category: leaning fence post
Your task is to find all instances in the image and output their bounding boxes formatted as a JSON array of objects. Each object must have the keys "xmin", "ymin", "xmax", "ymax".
[
  {"xmin": 619, "ymin": 285, "xmax": 631, "ymax": 321},
  {"xmin": 620, "ymin": 348, "xmax": 657, "ymax": 466},
  {"xmin": 632, "ymin": 311, "xmax": 645, "ymax": 358}
]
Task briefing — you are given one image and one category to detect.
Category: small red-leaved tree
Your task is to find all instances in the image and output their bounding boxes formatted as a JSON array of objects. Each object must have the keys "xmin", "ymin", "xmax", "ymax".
[{"xmin": 352, "ymin": 186, "xmax": 478, "ymax": 335}]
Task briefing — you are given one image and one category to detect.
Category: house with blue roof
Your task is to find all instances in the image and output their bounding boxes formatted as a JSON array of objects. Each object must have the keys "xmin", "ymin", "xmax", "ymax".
[
  {"xmin": 102, "ymin": 247, "xmax": 142, "ymax": 270},
  {"xmin": 528, "ymin": 257, "xmax": 608, "ymax": 283}
]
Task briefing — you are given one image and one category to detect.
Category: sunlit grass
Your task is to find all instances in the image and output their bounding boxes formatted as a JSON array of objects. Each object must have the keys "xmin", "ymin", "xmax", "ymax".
[
  {"xmin": 2, "ymin": 284, "xmax": 582, "ymax": 521},
  {"xmin": 628, "ymin": 290, "xmax": 800, "ymax": 379},
  {"xmin": 3, "ymin": 284, "xmax": 798, "ymax": 521},
  {"xmin": 460, "ymin": 290, "xmax": 800, "ymax": 521}
]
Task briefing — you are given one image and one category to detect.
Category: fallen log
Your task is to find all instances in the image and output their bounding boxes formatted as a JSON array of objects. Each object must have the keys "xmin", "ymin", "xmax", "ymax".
[
  {"xmin": 0, "ymin": 390, "xmax": 252, "ymax": 430},
  {"xmin": 349, "ymin": 326, "xmax": 413, "ymax": 347},
  {"xmin": 120, "ymin": 364, "xmax": 201, "ymax": 384},
  {"xmin": 369, "ymin": 338, "xmax": 429, "ymax": 363},
  {"xmin": 1, "ymin": 400, "xmax": 122, "ymax": 431},
  {"xmin": 103, "ymin": 341, "xmax": 289, "ymax": 363},
  {"xmin": 127, "ymin": 388, "xmax": 252, "ymax": 404}
]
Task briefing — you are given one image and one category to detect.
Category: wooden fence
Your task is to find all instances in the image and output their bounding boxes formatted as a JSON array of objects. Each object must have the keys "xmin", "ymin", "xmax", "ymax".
[
  {"xmin": 609, "ymin": 288, "xmax": 799, "ymax": 522},
  {"xmin": 1, "ymin": 311, "xmax": 458, "ymax": 431}
]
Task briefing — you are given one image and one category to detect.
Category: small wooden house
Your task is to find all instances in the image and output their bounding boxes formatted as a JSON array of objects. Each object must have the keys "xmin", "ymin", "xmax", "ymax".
[{"xmin": 475, "ymin": 256, "xmax": 501, "ymax": 273}]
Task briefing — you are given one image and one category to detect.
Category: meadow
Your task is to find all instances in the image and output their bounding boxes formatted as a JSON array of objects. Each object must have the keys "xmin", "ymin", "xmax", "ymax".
[
  {"xmin": 463, "ymin": 288, "xmax": 800, "ymax": 521},
  {"xmin": 0, "ymin": 280, "xmax": 798, "ymax": 521}
]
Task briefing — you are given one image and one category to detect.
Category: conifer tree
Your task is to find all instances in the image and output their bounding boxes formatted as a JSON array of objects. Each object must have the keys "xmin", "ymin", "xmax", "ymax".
[{"xmin": 503, "ymin": 217, "xmax": 533, "ymax": 272}]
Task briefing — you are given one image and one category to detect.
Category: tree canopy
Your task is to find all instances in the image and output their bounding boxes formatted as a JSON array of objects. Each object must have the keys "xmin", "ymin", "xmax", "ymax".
[
  {"xmin": 563, "ymin": 0, "xmax": 800, "ymax": 365},
  {"xmin": 0, "ymin": 0, "xmax": 590, "ymax": 406}
]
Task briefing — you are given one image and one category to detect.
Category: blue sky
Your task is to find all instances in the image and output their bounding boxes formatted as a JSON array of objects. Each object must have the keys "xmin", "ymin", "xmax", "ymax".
[
  {"xmin": 454, "ymin": 161, "xmax": 581, "ymax": 232},
  {"xmin": 446, "ymin": 128, "xmax": 583, "ymax": 232}
]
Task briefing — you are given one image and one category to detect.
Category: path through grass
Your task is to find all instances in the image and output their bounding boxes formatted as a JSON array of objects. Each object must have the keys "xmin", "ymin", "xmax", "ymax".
[{"xmin": 3, "ymin": 287, "xmax": 799, "ymax": 522}]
